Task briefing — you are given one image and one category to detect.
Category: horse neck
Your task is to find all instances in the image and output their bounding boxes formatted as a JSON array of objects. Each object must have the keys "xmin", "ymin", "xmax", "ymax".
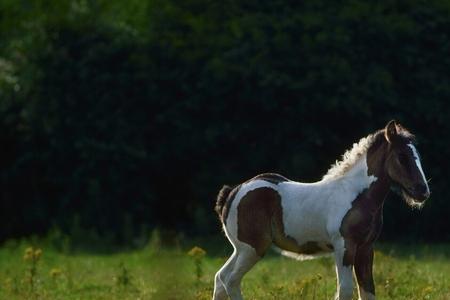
[
  {"xmin": 364, "ymin": 174, "xmax": 391, "ymax": 212},
  {"xmin": 337, "ymin": 155, "xmax": 378, "ymax": 194},
  {"xmin": 357, "ymin": 138, "xmax": 391, "ymax": 211},
  {"xmin": 332, "ymin": 138, "xmax": 391, "ymax": 211}
]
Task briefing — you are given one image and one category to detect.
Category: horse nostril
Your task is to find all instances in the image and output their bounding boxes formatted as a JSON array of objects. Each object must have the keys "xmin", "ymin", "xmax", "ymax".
[{"xmin": 414, "ymin": 184, "xmax": 428, "ymax": 195}]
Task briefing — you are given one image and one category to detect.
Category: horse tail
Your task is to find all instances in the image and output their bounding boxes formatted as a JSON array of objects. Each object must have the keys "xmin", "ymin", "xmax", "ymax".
[{"xmin": 215, "ymin": 185, "xmax": 233, "ymax": 222}]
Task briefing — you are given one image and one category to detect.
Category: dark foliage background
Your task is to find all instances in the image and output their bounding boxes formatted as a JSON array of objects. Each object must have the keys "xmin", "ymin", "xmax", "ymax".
[{"xmin": 0, "ymin": 0, "xmax": 449, "ymax": 244}]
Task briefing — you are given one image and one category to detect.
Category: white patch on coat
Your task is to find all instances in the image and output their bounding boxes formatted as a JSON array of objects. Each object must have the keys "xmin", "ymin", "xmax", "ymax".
[
  {"xmin": 407, "ymin": 143, "xmax": 430, "ymax": 194},
  {"xmin": 278, "ymin": 154, "xmax": 377, "ymax": 248}
]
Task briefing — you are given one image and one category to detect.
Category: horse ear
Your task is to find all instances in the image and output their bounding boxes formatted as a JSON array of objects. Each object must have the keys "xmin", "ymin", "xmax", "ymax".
[{"xmin": 385, "ymin": 120, "xmax": 398, "ymax": 143}]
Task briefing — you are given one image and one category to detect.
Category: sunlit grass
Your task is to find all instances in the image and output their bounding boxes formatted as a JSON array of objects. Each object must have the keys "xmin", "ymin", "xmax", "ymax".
[{"xmin": 0, "ymin": 238, "xmax": 449, "ymax": 299}]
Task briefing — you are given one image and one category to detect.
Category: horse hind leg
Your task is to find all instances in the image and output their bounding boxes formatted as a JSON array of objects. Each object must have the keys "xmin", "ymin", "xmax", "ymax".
[
  {"xmin": 214, "ymin": 186, "xmax": 274, "ymax": 299},
  {"xmin": 213, "ymin": 273, "xmax": 227, "ymax": 300},
  {"xmin": 213, "ymin": 251, "xmax": 237, "ymax": 300},
  {"xmin": 220, "ymin": 242, "xmax": 263, "ymax": 300}
]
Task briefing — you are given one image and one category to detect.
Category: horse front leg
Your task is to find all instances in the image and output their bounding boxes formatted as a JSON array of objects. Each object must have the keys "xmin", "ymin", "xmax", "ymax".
[
  {"xmin": 333, "ymin": 239, "xmax": 356, "ymax": 300},
  {"xmin": 354, "ymin": 244, "xmax": 375, "ymax": 300}
]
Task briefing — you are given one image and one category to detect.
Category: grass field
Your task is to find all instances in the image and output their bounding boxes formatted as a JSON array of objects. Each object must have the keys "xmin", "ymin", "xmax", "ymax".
[{"xmin": 0, "ymin": 235, "xmax": 449, "ymax": 300}]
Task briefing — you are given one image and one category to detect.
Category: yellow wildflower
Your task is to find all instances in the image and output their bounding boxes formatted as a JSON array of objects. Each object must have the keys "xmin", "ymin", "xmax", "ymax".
[
  {"xmin": 23, "ymin": 247, "xmax": 34, "ymax": 261},
  {"xmin": 23, "ymin": 247, "xmax": 43, "ymax": 261},
  {"xmin": 188, "ymin": 246, "xmax": 206, "ymax": 258},
  {"xmin": 50, "ymin": 268, "xmax": 62, "ymax": 278},
  {"xmin": 34, "ymin": 249, "xmax": 42, "ymax": 260}
]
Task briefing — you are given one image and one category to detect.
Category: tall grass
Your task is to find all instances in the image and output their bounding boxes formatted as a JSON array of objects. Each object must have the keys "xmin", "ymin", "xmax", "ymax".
[{"xmin": 0, "ymin": 234, "xmax": 449, "ymax": 299}]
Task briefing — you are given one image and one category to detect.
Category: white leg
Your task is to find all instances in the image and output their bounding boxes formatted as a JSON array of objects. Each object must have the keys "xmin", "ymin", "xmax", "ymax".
[
  {"xmin": 333, "ymin": 240, "xmax": 355, "ymax": 300},
  {"xmin": 221, "ymin": 243, "xmax": 260, "ymax": 300},
  {"xmin": 213, "ymin": 251, "xmax": 237, "ymax": 300},
  {"xmin": 213, "ymin": 273, "xmax": 228, "ymax": 300}
]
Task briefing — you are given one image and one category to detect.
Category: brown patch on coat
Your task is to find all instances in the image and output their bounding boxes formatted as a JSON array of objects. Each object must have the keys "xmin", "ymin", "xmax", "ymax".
[
  {"xmin": 295, "ymin": 241, "xmax": 324, "ymax": 254},
  {"xmin": 237, "ymin": 187, "xmax": 286, "ymax": 256},
  {"xmin": 340, "ymin": 134, "xmax": 390, "ymax": 266},
  {"xmin": 249, "ymin": 173, "xmax": 290, "ymax": 185},
  {"xmin": 218, "ymin": 173, "xmax": 289, "ymax": 225},
  {"xmin": 355, "ymin": 245, "xmax": 375, "ymax": 295},
  {"xmin": 237, "ymin": 187, "xmax": 328, "ymax": 257},
  {"xmin": 340, "ymin": 183, "xmax": 387, "ymax": 267},
  {"xmin": 325, "ymin": 243, "xmax": 334, "ymax": 250},
  {"xmin": 366, "ymin": 132, "xmax": 388, "ymax": 177},
  {"xmin": 342, "ymin": 240, "xmax": 357, "ymax": 267}
]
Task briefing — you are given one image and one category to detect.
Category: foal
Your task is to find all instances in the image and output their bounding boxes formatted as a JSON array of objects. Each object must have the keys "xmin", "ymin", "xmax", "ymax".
[{"xmin": 213, "ymin": 120, "xmax": 430, "ymax": 300}]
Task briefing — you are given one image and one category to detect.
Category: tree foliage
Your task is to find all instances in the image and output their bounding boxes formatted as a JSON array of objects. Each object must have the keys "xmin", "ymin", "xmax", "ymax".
[{"xmin": 0, "ymin": 0, "xmax": 449, "ymax": 243}]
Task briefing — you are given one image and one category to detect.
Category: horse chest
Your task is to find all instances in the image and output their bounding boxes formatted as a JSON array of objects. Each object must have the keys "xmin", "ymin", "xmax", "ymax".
[{"xmin": 340, "ymin": 202, "xmax": 383, "ymax": 244}]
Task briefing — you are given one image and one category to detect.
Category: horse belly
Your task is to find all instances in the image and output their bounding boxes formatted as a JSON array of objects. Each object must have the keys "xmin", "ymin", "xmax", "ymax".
[{"xmin": 280, "ymin": 197, "xmax": 332, "ymax": 254}]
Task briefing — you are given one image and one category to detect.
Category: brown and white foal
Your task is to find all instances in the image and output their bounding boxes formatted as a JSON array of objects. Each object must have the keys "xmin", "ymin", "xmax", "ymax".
[{"xmin": 213, "ymin": 120, "xmax": 430, "ymax": 300}]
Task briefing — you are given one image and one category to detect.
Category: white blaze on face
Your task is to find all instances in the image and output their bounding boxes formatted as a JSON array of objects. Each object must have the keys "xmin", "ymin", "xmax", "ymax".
[{"xmin": 407, "ymin": 143, "xmax": 430, "ymax": 194}]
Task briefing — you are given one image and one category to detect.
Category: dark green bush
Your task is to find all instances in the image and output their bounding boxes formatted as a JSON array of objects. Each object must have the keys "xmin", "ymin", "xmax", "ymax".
[{"xmin": 0, "ymin": 0, "xmax": 449, "ymax": 243}]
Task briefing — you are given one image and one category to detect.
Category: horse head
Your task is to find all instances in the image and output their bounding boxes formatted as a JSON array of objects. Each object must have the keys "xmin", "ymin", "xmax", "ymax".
[{"xmin": 384, "ymin": 120, "xmax": 430, "ymax": 207}]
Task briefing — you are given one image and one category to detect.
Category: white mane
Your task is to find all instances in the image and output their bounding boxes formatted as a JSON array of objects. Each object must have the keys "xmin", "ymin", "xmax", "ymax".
[{"xmin": 322, "ymin": 133, "xmax": 378, "ymax": 181}]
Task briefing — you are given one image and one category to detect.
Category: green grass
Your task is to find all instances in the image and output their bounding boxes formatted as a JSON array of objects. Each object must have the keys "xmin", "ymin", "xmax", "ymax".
[{"xmin": 0, "ymin": 237, "xmax": 449, "ymax": 300}]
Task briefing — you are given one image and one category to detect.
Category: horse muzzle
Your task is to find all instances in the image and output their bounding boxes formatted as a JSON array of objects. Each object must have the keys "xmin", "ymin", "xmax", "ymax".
[{"xmin": 406, "ymin": 184, "xmax": 430, "ymax": 202}]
